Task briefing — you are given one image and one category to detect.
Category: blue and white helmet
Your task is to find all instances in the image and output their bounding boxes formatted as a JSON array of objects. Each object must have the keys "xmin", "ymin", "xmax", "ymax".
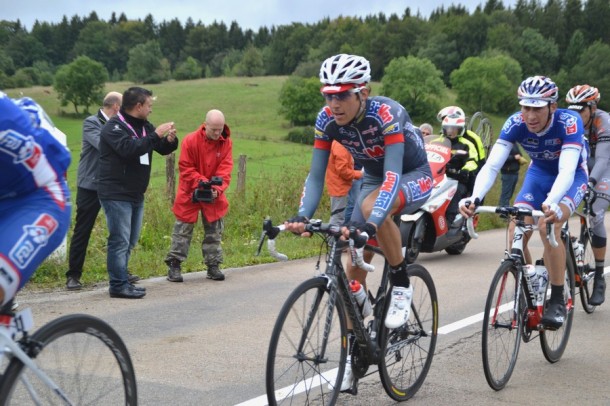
[
  {"xmin": 14, "ymin": 97, "xmax": 68, "ymax": 147},
  {"xmin": 517, "ymin": 76, "xmax": 559, "ymax": 107}
]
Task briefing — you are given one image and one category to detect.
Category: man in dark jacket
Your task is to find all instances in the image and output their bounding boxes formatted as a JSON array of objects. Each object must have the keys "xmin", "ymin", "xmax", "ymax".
[
  {"xmin": 499, "ymin": 143, "xmax": 525, "ymax": 206},
  {"xmin": 98, "ymin": 87, "xmax": 178, "ymax": 298},
  {"xmin": 65, "ymin": 91, "xmax": 122, "ymax": 290}
]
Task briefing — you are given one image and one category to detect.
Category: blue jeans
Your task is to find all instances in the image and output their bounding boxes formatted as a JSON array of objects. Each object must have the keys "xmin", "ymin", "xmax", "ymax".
[{"xmin": 100, "ymin": 199, "xmax": 144, "ymax": 291}]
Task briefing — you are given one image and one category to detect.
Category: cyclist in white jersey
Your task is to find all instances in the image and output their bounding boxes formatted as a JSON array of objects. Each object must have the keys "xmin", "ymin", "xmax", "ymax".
[
  {"xmin": 460, "ymin": 76, "xmax": 588, "ymax": 329},
  {"xmin": 566, "ymin": 84, "xmax": 609, "ymax": 305}
]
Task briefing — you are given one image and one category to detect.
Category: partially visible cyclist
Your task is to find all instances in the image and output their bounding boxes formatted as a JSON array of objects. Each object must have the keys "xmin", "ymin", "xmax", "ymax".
[
  {"xmin": 0, "ymin": 91, "xmax": 71, "ymax": 306},
  {"xmin": 566, "ymin": 84, "xmax": 609, "ymax": 305},
  {"xmin": 460, "ymin": 76, "xmax": 588, "ymax": 329},
  {"xmin": 284, "ymin": 53, "xmax": 433, "ymax": 390},
  {"xmin": 430, "ymin": 106, "xmax": 481, "ymax": 226}
]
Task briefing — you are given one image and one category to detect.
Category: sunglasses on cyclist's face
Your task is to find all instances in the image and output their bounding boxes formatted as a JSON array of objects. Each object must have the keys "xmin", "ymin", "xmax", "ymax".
[{"xmin": 322, "ymin": 90, "xmax": 357, "ymax": 102}]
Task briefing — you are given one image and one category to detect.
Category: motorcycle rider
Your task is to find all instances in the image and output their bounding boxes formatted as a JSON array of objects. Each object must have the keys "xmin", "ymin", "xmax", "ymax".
[
  {"xmin": 430, "ymin": 107, "xmax": 481, "ymax": 226},
  {"xmin": 566, "ymin": 84, "xmax": 609, "ymax": 305}
]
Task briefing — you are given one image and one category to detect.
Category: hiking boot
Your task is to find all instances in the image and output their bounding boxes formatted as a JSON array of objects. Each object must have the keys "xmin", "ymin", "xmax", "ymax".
[
  {"xmin": 541, "ymin": 299, "xmax": 566, "ymax": 330},
  {"xmin": 128, "ymin": 273, "xmax": 141, "ymax": 283},
  {"xmin": 590, "ymin": 276, "xmax": 606, "ymax": 306},
  {"xmin": 385, "ymin": 286, "xmax": 413, "ymax": 329},
  {"xmin": 66, "ymin": 276, "xmax": 82, "ymax": 291},
  {"xmin": 206, "ymin": 265, "xmax": 225, "ymax": 281},
  {"xmin": 166, "ymin": 258, "xmax": 183, "ymax": 282}
]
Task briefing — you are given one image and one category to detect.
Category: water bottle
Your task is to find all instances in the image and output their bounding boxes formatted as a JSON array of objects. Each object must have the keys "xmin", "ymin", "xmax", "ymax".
[
  {"xmin": 525, "ymin": 264, "xmax": 539, "ymax": 295},
  {"xmin": 350, "ymin": 280, "xmax": 372, "ymax": 318},
  {"xmin": 573, "ymin": 240, "xmax": 585, "ymax": 267},
  {"xmin": 535, "ymin": 265, "xmax": 549, "ymax": 305}
]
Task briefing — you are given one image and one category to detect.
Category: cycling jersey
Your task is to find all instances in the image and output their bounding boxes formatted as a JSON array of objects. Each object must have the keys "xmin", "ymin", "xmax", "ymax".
[
  {"xmin": 586, "ymin": 108, "xmax": 610, "ymax": 183},
  {"xmin": 472, "ymin": 108, "xmax": 586, "ymax": 211},
  {"xmin": 584, "ymin": 108, "xmax": 610, "ymax": 244},
  {"xmin": 0, "ymin": 92, "xmax": 71, "ymax": 304},
  {"xmin": 299, "ymin": 96, "xmax": 432, "ymax": 228}
]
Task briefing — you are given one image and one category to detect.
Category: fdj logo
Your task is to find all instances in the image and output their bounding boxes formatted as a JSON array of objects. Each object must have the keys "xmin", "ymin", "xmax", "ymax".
[{"xmin": 9, "ymin": 214, "xmax": 58, "ymax": 269}]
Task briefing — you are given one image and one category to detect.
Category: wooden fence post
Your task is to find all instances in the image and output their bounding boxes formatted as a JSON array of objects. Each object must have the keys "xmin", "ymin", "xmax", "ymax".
[
  {"xmin": 166, "ymin": 152, "xmax": 176, "ymax": 205},
  {"xmin": 237, "ymin": 154, "xmax": 247, "ymax": 196}
]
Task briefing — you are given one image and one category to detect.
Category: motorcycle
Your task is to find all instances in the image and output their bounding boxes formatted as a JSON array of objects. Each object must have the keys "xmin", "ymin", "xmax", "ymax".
[{"xmin": 400, "ymin": 137, "xmax": 477, "ymax": 263}]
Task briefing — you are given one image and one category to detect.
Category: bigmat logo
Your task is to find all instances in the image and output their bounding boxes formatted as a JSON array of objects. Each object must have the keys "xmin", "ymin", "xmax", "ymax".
[
  {"xmin": 9, "ymin": 214, "xmax": 58, "ymax": 269},
  {"xmin": 374, "ymin": 171, "xmax": 399, "ymax": 211}
]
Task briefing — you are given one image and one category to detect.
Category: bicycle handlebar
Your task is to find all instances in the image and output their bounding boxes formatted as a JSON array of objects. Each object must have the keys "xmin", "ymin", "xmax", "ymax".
[
  {"xmin": 466, "ymin": 205, "xmax": 558, "ymax": 247},
  {"xmin": 255, "ymin": 218, "xmax": 375, "ymax": 272}
]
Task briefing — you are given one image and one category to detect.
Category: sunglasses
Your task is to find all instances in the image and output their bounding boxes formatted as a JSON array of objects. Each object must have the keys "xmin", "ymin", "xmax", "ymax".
[{"xmin": 322, "ymin": 89, "xmax": 359, "ymax": 102}]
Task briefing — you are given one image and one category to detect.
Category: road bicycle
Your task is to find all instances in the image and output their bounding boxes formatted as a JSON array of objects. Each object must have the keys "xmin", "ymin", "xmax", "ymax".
[
  {"xmin": 0, "ymin": 299, "xmax": 137, "ymax": 404},
  {"xmin": 257, "ymin": 218, "xmax": 438, "ymax": 405},
  {"xmin": 468, "ymin": 206, "xmax": 575, "ymax": 391},
  {"xmin": 567, "ymin": 187, "xmax": 598, "ymax": 313}
]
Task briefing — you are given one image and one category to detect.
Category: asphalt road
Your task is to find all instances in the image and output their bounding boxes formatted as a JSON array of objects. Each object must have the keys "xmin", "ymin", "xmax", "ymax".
[{"xmin": 15, "ymin": 217, "xmax": 610, "ymax": 405}]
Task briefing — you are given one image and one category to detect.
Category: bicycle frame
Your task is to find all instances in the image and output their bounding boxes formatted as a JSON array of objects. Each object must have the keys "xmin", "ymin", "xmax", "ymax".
[
  {"xmin": 0, "ymin": 311, "xmax": 73, "ymax": 404},
  {"xmin": 470, "ymin": 206, "xmax": 571, "ymax": 331},
  {"xmin": 297, "ymin": 232, "xmax": 388, "ymax": 372}
]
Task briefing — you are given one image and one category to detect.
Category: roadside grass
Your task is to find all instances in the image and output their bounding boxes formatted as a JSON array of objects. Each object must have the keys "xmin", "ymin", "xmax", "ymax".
[{"xmin": 6, "ymin": 77, "xmax": 512, "ymax": 290}]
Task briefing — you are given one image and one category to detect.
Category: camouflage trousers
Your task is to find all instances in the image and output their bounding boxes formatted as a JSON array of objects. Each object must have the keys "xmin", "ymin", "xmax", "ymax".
[{"xmin": 165, "ymin": 218, "xmax": 224, "ymax": 267}]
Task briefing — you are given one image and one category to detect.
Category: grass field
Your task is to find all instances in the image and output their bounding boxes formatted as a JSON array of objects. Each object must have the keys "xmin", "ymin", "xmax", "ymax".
[{"xmin": 5, "ymin": 77, "xmax": 515, "ymax": 290}]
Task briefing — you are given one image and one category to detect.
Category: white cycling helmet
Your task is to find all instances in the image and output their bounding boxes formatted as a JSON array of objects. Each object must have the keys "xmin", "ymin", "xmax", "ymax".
[
  {"xmin": 517, "ymin": 76, "xmax": 559, "ymax": 107},
  {"xmin": 320, "ymin": 54, "xmax": 371, "ymax": 94}
]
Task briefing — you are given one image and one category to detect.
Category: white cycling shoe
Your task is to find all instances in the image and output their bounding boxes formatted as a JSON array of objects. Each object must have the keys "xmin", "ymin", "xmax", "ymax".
[
  {"xmin": 385, "ymin": 286, "xmax": 413, "ymax": 329},
  {"xmin": 328, "ymin": 360, "xmax": 354, "ymax": 392}
]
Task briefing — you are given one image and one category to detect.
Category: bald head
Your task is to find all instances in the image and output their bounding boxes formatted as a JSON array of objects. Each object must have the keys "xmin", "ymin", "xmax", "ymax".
[
  {"xmin": 205, "ymin": 109, "xmax": 226, "ymax": 140},
  {"xmin": 102, "ymin": 91, "xmax": 122, "ymax": 117}
]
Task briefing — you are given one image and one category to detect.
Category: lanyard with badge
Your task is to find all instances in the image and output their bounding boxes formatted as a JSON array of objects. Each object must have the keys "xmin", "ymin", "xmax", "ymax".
[{"xmin": 117, "ymin": 112, "xmax": 150, "ymax": 165}]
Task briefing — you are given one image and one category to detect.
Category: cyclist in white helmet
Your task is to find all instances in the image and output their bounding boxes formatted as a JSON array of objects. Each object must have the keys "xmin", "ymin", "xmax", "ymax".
[
  {"xmin": 566, "ymin": 84, "xmax": 609, "ymax": 305},
  {"xmin": 285, "ymin": 54, "xmax": 433, "ymax": 392},
  {"xmin": 460, "ymin": 76, "xmax": 588, "ymax": 329}
]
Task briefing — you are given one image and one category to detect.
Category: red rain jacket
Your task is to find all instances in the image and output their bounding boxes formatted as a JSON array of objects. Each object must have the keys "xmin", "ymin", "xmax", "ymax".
[{"xmin": 172, "ymin": 123, "xmax": 233, "ymax": 223}]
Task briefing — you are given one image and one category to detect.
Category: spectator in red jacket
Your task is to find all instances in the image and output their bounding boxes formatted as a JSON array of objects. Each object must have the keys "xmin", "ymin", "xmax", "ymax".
[
  {"xmin": 326, "ymin": 140, "xmax": 363, "ymax": 225},
  {"xmin": 164, "ymin": 109, "xmax": 233, "ymax": 282}
]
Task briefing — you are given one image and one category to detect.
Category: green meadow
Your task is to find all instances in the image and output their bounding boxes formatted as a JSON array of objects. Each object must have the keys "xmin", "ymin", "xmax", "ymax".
[{"xmin": 6, "ymin": 77, "xmax": 510, "ymax": 290}]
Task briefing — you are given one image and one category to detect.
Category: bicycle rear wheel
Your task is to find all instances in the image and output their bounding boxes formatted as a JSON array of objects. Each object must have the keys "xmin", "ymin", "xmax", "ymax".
[
  {"xmin": 0, "ymin": 314, "xmax": 137, "ymax": 405},
  {"xmin": 266, "ymin": 277, "xmax": 347, "ymax": 405},
  {"xmin": 378, "ymin": 264, "xmax": 438, "ymax": 401},
  {"xmin": 577, "ymin": 233, "xmax": 597, "ymax": 313},
  {"xmin": 540, "ymin": 257, "xmax": 575, "ymax": 362},
  {"xmin": 481, "ymin": 261, "xmax": 522, "ymax": 391}
]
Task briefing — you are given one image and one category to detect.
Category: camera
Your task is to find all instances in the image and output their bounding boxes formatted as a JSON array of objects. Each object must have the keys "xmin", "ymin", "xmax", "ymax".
[{"xmin": 192, "ymin": 176, "xmax": 223, "ymax": 203}]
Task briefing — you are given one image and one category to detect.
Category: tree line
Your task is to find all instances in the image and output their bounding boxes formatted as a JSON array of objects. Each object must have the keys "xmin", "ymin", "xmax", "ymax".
[{"xmin": 2, "ymin": 0, "xmax": 610, "ymax": 118}]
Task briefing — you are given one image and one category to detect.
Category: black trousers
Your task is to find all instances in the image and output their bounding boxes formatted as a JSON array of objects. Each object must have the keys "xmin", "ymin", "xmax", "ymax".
[{"xmin": 66, "ymin": 187, "xmax": 101, "ymax": 279}]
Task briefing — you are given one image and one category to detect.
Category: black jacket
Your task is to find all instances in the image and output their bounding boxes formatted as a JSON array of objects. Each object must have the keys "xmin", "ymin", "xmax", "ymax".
[
  {"xmin": 501, "ymin": 144, "xmax": 522, "ymax": 175},
  {"xmin": 97, "ymin": 109, "xmax": 178, "ymax": 202}
]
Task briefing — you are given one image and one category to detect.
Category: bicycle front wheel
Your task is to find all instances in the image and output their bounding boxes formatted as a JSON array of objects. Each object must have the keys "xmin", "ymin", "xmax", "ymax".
[
  {"xmin": 266, "ymin": 277, "xmax": 347, "ymax": 406},
  {"xmin": 540, "ymin": 257, "xmax": 575, "ymax": 362},
  {"xmin": 481, "ymin": 261, "xmax": 522, "ymax": 391},
  {"xmin": 577, "ymin": 234, "xmax": 597, "ymax": 313},
  {"xmin": 0, "ymin": 314, "xmax": 137, "ymax": 405},
  {"xmin": 378, "ymin": 263, "xmax": 438, "ymax": 401}
]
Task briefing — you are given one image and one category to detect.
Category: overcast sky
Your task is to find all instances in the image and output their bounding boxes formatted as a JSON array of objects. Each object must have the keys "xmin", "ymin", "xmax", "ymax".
[{"xmin": 4, "ymin": 0, "xmax": 518, "ymax": 31}]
